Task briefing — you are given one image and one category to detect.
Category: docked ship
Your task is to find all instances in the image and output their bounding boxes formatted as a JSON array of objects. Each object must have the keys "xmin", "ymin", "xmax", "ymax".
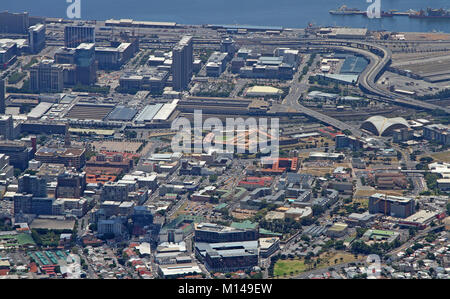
[
  {"xmin": 380, "ymin": 11, "xmax": 395, "ymax": 17},
  {"xmin": 329, "ymin": 5, "xmax": 363, "ymax": 15},
  {"xmin": 409, "ymin": 8, "xmax": 450, "ymax": 19},
  {"xmin": 330, "ymin": 5, "xmax": 395, "ymax": 17}
]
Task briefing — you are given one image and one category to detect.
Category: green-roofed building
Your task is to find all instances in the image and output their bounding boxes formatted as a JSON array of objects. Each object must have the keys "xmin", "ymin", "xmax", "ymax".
[
  {"xmin": 234, "ymin": 187, "xmax": 247, "ymax": 200},
  {"xmin": 214, "ymin": 203, "xmax": 228, "ymax": 211},
  {"xmin": 231, "ymin": 220, "xmax": 282, "ymax": 237},
  {"xmin": 362, "ymin": 229, "xmax": 400, "ymax": 244},
  {"xmin": 231, "ymin": 220, "xmax": 257, "ymax": 230},
  {"xmin": 164, "ymin": 214, "xmax": 205, "ymax": 230},
  {"xmin": 259, "ymin": 229, "xmax": 282, "ymax": 237},
  {"xmin": 0, "ymin": 233, "xmax": 36, "ymax": 249}
]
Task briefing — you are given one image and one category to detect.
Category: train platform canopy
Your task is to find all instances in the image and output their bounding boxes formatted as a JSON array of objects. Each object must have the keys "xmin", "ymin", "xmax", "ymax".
[
  {"xmin": 105, "ymin": 106, "xmax": 138, "ymax": 121},
  {"xmin": 134, "ymin": 104, "xmax": 164, "ymax": 123}
]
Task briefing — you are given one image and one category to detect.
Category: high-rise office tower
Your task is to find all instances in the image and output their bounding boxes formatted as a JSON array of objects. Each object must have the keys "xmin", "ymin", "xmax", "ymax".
[
  {"xmin": 172, "ymin": 36, "xmax": 193, "ymax": 91},
  {"xmin": 64, "ymin": 25, "xmax": 95, "ymax": 48},
  {"xmin": 220, "ymin": 37, "xmax": 236, "ymax": 55},
  {"xmin": 64, "ymin": 124, "xmax": 71, "ymax": 148},
  {"xmin": 30, "ymin": 59, "xmax": 64, "ymax": 93},
  {"xmin": 56, "ymin": 171, "xmax": 86, "ymax": 199},
  {"xmin": 28, "ymin": 23, "xmax": 46, "ymax": 54},
  {"xmin": 18, "ymin": 174, "xmax": 48, "ymax": 198},
  {"xmin": 0, "ymin": 79, "xmax": 5, "ymax": 114},
  {"xmin": 0, "ymin": 115, "xmax": 13, "ymax": 140},
  {"xmin": 74, "ymin": 43, "xmax": 97, "ymax": 85},
  {"xmin": 0, "ymin": 11, "xmax": 29, "ymax": 34}
]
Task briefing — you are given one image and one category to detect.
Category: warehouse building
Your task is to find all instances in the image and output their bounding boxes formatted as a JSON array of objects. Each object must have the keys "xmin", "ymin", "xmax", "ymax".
[
  {"xmin": 318, "ymin": 28, "xmax": 368, "ymax": 39},
  {"xmin": 246, "ymin": 86, "xmax": 284, "ymax": 97},
  {"xmin": 105, "ymin": 19, "xmax": 177, "ymax": 29},
  {"xmin": 398, "ymin": 210, "xmax": 439, "ymax": 229}
]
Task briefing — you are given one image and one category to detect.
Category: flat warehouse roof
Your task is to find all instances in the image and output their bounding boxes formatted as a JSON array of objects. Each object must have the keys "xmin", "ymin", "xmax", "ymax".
[{"xmin": 209, "ymin": 24, "xmax": 283, "ymax": 31}]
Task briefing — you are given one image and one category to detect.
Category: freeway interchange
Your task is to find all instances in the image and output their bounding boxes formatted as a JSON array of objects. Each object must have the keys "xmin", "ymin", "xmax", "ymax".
[{"xmin": 258, "ymin": 37, "xmax": 450, "ymax": 115}]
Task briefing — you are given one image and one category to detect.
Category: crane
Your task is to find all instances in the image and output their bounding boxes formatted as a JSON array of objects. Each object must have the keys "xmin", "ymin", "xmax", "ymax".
[{"xmin": 373, "ymin": 193, "xmax": 388, "ymax": 216}]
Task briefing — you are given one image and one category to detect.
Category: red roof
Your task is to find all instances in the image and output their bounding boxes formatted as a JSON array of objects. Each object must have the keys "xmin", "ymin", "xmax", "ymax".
[
  {"xmin": 319, "ymin": 126, "xmax": 342, "ymax": 138},
  {"xmin": 131, "ymin": 260, "xmax": 143, "ymax": 266},
  {"xmin": 182, "ymin": 275, "xmax": 202, "ymax": 279},
  {"xmin": 239, "ymin": 176, "xmax": 273, "ymax": 187},
  {"xmin": 124, "ymin": 248, "xmax": 135, "ymax": 257},
  {"xmin": 138, "ymin": 269, "xmax": 152, "ymax": 276},
  {"xmin": 29, "ymin": 262, "xmax": 38, "ymax": 273}
]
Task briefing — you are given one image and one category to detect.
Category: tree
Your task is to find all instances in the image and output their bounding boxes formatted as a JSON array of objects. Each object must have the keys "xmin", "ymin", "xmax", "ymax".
[
  {"xmin": 301, "ymin": 235, "xmax": 310, "ymax": 242},
  {"xmin": 312, "ymin": 205, "xmax": 325, "ymax": 216},
  {"xmin": 125, "ymin": 131, "xmax": 137, "ymax": 139},
  {"xmin": 14, "ymin": 168, "xmax": 22, "ymax": 177},
  {"xmin": 409, "ymin": 227, "xmax": 418, "ymax": 237},
  {"xmin": 342, "ymin": 129, "xmax": 352, "ymax": 136},
  {"xmin": 31, "ymin": 230, "xmax": 43, "ymax": 246},
  {"xmin": 356, "ymin": 228, "xmax": 368, "ymax": 238}
]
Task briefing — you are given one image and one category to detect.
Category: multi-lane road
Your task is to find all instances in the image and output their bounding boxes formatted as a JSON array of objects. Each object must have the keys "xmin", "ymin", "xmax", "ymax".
[
  {"xmin": 253, "ymin": 37, "xmax": 450, "ymax": 114},
  {"xmin": 278, "ymin": 37, "xmax": 449, "ymax": 138},
  {"xmin": 282, "ymin": 54, "xmax": 365, "ymax": 137}
]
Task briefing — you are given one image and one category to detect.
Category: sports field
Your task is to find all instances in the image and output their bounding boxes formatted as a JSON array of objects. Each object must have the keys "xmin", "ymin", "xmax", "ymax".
[{"xmin": 274, "ymin": 252, "xmax": 361, "ymax": 277}]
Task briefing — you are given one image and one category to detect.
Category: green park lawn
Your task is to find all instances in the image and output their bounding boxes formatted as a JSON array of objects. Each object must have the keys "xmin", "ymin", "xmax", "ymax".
[{"xmin": 274, "ymin": 259, "xmax": 308, "ymax": 277}]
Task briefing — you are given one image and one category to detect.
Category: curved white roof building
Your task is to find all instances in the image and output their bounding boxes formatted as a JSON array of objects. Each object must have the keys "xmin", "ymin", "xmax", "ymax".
[{"xmin": 361, "ymin": 116, "xmax": 409, "ymax": 136}]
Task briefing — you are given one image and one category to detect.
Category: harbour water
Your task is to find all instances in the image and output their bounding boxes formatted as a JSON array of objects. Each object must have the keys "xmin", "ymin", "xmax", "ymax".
[{"xmin": 2, "ymin": 0, "xmax": 450, "ymax": 32}]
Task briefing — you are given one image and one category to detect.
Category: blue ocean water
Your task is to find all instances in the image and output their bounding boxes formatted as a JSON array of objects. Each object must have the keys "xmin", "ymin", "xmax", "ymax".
[{"xmin": 2, "ymin": 0, "xmax": 450, "ymax": 32}]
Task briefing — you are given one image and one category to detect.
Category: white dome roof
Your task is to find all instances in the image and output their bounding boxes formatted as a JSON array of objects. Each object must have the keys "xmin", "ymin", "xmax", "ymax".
[{"xmin": 361, "ymin": 116, "xmax": 409, "ymax": 136}]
